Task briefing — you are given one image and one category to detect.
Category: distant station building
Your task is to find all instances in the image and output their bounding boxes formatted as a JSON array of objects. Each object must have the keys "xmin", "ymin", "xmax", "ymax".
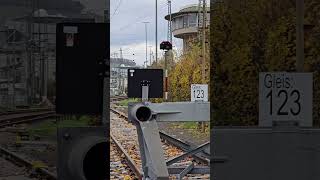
[
  {"xmin": 0, "ymin": 0, "xmax": 102, "ymax": 108},
  {"xmin": 164, "ymin": 4, "xmax": 210, "ymax": 52},
  {"xmin": 110, "ymin": 58, "xmax": 136, "ymax": 96}
]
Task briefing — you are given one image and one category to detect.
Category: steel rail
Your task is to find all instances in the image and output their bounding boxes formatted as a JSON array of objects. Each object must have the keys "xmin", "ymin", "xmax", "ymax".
[
  {"xmin": 0, "ymin": 146, "xmax": 57, "ymax": 180},
  {"xmin": 0, "ymin": 112, "xmax": 56, "ymax": 128},
  {"xmin": 110, "ymin": 96, "xmax": 127, "ymax": 102},
  {"xmin": 159, "ymin": 131, "xmax": 210, "ymax": 163},
  {"xmin": 110, "ymin": 107, "xmax": 210, "ymax": 164},
  {"xmin": 110, "ymin": 134, "xmax": 143, "ymax": 179},
  {"xmin": 0, "ymin": 108, "xmax": 54, "ymax": 116},
  {"xmin": 0, "ymin": 111, "xmax": 55, "ymax": 121}
]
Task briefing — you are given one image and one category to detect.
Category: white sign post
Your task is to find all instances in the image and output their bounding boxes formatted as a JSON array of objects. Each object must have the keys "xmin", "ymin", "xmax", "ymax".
[
  {"xmin": 191, "ymin": 84, "xmax": 208, "ymax": 102},
  {"xmin": 259, "ymin": 72, "xmax": 313, "ymax": 127}
]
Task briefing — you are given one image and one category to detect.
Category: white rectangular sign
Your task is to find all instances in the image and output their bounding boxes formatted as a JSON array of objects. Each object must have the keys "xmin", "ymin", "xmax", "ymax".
[
  {"xmin": 63, "ymin": 26, "xmax": 78, "ymax": 33},
  {"xmin": 191, "ymin": 84, "xmax": 208, "ymax": 102},
  {"xmin": 259, "ymin": 72, "xmax": 312, "ymax": 127}
]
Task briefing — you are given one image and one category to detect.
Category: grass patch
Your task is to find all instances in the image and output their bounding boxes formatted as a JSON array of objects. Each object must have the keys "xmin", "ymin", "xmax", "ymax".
[
  {"xmin": 173, "ymin": 122, "xmax": 210, "ymax": 137},
  {"xmin": 180, "ymin": 122, "xmax": 198, "ymax": 129},
  {"xmin": 118, "ymin": 98, "xmax": 139, "ymax": 106},
  {"xmin": 28, "ymin": 115, "xmax": 91, "ymax": 137},
  {"xmin": 172, "ymin": 122, "xmax": 203, "ymax": 130}
]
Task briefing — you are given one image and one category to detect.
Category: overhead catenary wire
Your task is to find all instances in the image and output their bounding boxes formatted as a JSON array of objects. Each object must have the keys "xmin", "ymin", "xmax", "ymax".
[
  {"xmin": 111, "ymin": 0, "xmax": 123, "ymax": 19},
  {"xmin": 111, "ymin": 3, "xmax": 167, "ymax": 32},
  {"xmin": 110, "ymin": 1, "xmax": 185, "ymax": 64},
  {"xmin": 110, "ymin": 4, "xmax": 168, "ymax": 59}
]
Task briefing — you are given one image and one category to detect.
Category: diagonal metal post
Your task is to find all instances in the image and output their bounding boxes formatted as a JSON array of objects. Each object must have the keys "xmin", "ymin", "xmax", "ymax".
[
  {"xmin": 137, "ymin": 120, "xmax": 169, "ymax": 179},
  {"xmin": 166, "ymin": 142, "xmax": 210, "ymax": 166},
  {"xmin": 178, "ymin": 163, "xmax": 194, "ymax": 180}
]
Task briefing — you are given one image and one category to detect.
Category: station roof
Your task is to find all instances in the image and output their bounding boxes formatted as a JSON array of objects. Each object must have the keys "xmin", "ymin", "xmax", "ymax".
[
  {"xmin": 11, "ymin": 14, "xmax": 95, "ymax": 24},
  {"xmin": 164, "ymin": 4, "xmax": 210, "ymax": 20}
]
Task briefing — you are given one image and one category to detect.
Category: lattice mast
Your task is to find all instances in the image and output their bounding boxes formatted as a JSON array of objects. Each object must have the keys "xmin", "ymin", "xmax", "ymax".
[{"xmin": 167, "ymin": 0, "xmax": 172, "ymax": 43}]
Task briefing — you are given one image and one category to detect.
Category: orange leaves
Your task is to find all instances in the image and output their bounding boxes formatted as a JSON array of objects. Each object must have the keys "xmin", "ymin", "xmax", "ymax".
[{"xmin": 168, "ymin": 45, "xmax": 210, "ymax": 102}]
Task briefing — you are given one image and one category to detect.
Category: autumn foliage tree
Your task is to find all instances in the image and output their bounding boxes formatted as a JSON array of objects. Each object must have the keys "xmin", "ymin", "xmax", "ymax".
[
  {"xmin": 169, "ymin": 45, "xmax": 210, "ymax": 102},
  {"xmin": 210, "ymin": 0, "xmax": 320, "ymax": 126},
  {"xmin": 151, "ymin": 41, "xmax": 210, "ymax": 103}
]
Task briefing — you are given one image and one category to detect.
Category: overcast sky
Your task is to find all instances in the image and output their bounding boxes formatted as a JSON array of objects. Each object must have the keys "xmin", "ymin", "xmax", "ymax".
[
  {"xmin": 110, "ymin": 0, "xmax": 198, "ymax": 66},
  {"xmin": 78, "ymin": 0, "xmax": 107, "ymax": 15}
]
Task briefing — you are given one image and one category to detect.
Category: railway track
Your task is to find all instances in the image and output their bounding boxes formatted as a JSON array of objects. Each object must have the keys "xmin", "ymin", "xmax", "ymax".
[
  {"xmin": 0, "ymin": 146, "xmax": 57, "ymax": 180},
  {"xmin": 0, "ymin": 110, "xmax": 56, "ymax": 128},
  {"xmin": 110, "ymin": 135, "xmax": 142, "ymax": 180},
  {"xmin": 110, "ymin": 96, "xmax": 127, "ymax": 102},
  {"xmin": 0, "ymin": 108, "xmax": 57, "ymax": 179},
  {"xmin": 110, "ymin": 107, "xmax": 210, "ymax": 179},
  {"xmin": 110, "ymin": 108, "xmax": 210, "ymax": 163},
  {"xmin": 0, "ymin": 108, "xmax": 53, "ymax": 116}
]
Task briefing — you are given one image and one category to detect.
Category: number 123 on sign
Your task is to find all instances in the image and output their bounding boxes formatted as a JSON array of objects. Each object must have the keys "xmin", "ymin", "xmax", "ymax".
[
  {"xmin": 191, "ymin": 84, "xmax": 208, "ymax": 102},
  {"xmin": 259, "ymin": 72, "xmax": 312, "ymax": 127}
]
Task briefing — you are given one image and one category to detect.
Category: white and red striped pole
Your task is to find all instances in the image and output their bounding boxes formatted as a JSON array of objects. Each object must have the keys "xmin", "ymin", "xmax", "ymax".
[
  {"xmin": 164, "ymin": 69, "xmax": 168, "ymax": 100},
  {"xmin": 164, "ymin": 50, "xmax": 169, "ymax": 101}
]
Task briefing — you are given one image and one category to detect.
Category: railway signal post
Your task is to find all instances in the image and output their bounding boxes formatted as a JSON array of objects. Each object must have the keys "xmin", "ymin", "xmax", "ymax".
[
  {"xmin": 127, "ymin": 69, "xmax": 210, "ymax": 179},
  {"xmin": 160, "ymin": 41, "xmax": 172, "ymax": 101},
  {"xmin": 56, "ymin": 23, "xmax": 109, "ymax": 180}
]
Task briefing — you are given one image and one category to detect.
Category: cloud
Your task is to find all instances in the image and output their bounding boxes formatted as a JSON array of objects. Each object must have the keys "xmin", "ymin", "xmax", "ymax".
[
  {"xmin": 110, "ymin": 42, "xmax": 147, "ymax": 66},
  {"xmin": 110, "ymin": 0, "xmax": 199, "ymax": 63},
  {"xmin": 111, "ymin": 40, "xmax": 185, "ymax": 65},
  {"xmin": 110, "ymin": 39, "xmax": 184, "ymax": 66}
]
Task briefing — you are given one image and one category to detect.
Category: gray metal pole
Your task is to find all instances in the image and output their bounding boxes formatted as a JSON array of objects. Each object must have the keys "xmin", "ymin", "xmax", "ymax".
[
  {"xmin": 146, "ymin": 23, "xmax": 147, "ymax": 68},
  {"xmin": 296, "ymin": 0, "xmax": 304, "ymax": 72},
  {"xmin": 202, "ymin": 0, "xmax": 206, "ymax": 83},
  {"xmin": 102, "ymin": 74, "xmax": 108, "ymax": 125},
  {"xmin": 117, "ymin": 66, "xmax": 120, "ymax": 94},
  {"xmin": 143, "ymin": 22, "xmax": 149, "ymax": 68},
  {"xmin": 102, "ymin": 14, "xmax": 109, "ymax": 125},
  {"xmin": 149, "ymin": 46, "xmax": 153, "ymax": 66},
  {"xmin": 12, "ymin": 57, "xmax": 16, "ymax": 109},
  {"xmin": 155, "ymin": 0, "xmax": 158, "ymax": 65},
  {"xmin": 168, "ymin": 0, "xmax": 172, "ymax": 43},
  {"xmin": 12, "ymin": 30, "xmax": 16, "ymax": 109},
  {"xmin": 26, "ymin": 2, "xmax": 33, "ymax": 105},
  {"xmin": 200, "ymin": 0, "xmax": 207, "ymax": 132}
]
